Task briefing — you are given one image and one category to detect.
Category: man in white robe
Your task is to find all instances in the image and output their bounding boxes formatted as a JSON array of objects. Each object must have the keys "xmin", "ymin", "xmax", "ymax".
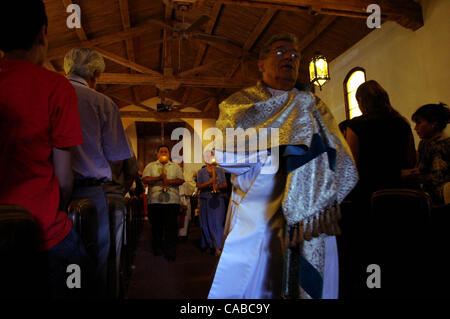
[
  {"xmin": 208, "ymin": 33, "xmax": 358, "ymax": 299},
  {"xmin": 178, "ymin": 162, "xmax": 196, "ymax": 238}
]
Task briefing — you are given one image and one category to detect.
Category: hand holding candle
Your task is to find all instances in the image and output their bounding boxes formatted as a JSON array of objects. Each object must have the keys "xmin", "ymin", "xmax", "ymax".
[
  {"xmin": 160, "ymin": 155, "xmax": 169, "ymax": 164},
  {"xmin": 162, "ymin": 164, "xmax": 168, "ymax": 192},
  {"xmin": 212, "ymin": 166, "xmax": 218, "ymax": 193}
]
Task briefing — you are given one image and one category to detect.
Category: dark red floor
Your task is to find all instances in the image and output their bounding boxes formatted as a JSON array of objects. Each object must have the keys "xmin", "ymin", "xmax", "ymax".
[{"xmin": 125, "ymin": 219, "xmax": 220, "ymax": 299}]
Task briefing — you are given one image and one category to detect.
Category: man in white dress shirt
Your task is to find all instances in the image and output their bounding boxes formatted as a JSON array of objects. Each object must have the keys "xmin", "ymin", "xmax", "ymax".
[
  {"xmin": 208, "ymin": 33, "xmax": 358, "ymax": 299},
  {"xmin": 64, "ymin": 48, "xmax": 133, "ymax": 297},
  {"xmin": 142, "ymin": 145, "xmax": 184, "ymax": 262}
]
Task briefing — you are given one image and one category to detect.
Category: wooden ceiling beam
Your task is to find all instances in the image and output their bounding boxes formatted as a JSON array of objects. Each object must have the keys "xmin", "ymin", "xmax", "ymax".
[
  {"xmin": 62, "ymin": 0, "xmax": 88, "ymax": 41},
  {"xmin": 113, "ymin": 89, "xmax": 209, "ymax": 112},
  {"xmin": 214, "ymin": 7, "xmax": 276, "ymax": 103},
  {"xmin": 218, "ymin": 0, "xmax": 423, "ymax": 30},
  {"xmin": 203, "ymin": 97, "xmax": 218, "ymax": 113},
  {"xmin": 177, "ymin": 58, "xmax": 235, "ymax": 77},
  {"xmin": 175, "ymin": 96, "xmax": 212, "ymax": 111},
  {"xmin": 193, "ymin": 2, "xmax": 223, "ymax": 67},
  {"xmin": 109, "ymin": 93, "xmax": 156, "ymax": 113},
  {"xmin": 189, "ymin": 96, "xmax": 214, "ymax": 107},
  {"xmin": 244, "ymin": 8, "xmax": 277, "ymax": 52},
  {"xmin": 219, "ymin": 0, "xmax": 308, "ymax": 13},
  {"xmin": 182, "ymin": 2, "xmax": 223, "ymax": 106},
  {"xmin": 102, "ymin": 84, "xmax": 133, "ymax": 95},
  {"xmin": 298, "ymin": 15, "xmax": 337, "ymax": 52},
  {"xmin": 47, "ymin": 22, "xmax": 160, "ymax": 60},
  {"xmin": 97, "ymin": 73, "xmax": 254, "ymax": 88},
  {"xmin": 109, "ymin": 94, "xmax": 157, "ymax": 114},
  {"xmin": 226, "ymin": 7, "xmax": 277, "ymax": 79},
  {"xmin": 191, "ymin": 87, "xmax": 218, "ymax": 96},
  {"xmin": 119, "ymin": 0, "xmax": 141, "ymax": 104},
  {"xmin": 181, "ymin": 88, "xmax": 192, "ymax": 105},
  {"xmin": 94, "ymin": 48, "xmax": 163, "ymax": 77},
  {"xmin": 161, "ymin": 2, "xmax": 174, "ymax": 76}
]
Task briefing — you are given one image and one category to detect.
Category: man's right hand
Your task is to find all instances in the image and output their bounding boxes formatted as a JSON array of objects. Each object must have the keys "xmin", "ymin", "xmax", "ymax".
[{"xmin": 162, "ymin": 173, "xmax": 169, "ymax": 187}]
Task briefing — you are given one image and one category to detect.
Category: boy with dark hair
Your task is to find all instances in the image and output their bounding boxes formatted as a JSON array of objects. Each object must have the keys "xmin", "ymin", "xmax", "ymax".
[
  {"xmin": 0, "ymin": 1, "xmax": 48, "ymax": 54},
  {"xmin": 0, "ymin": 0, "xmax": 92, "ymax": 298}
]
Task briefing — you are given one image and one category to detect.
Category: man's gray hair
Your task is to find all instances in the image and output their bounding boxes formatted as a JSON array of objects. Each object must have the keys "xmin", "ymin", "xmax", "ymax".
[
  {"xmin": 259, "ymin": 33, "xmax": 300, "ymax": 60},
  {"xmin": 63, "ymin": 48, "xmax": 106, "ymax": 79}
]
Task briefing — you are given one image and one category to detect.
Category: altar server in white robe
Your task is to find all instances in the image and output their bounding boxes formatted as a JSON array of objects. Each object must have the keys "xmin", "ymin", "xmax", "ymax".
[
  {"xmin": 208, "ymin": 33, "xmax": 358, "ymax": 299},
  {"xmin": 178, "ymin": 162, "xmax": 196, "ymax": 238}
]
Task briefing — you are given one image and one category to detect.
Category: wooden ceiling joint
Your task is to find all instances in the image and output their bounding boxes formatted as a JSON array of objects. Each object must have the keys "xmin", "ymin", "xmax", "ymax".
[
  {"xmin": 119, "ymin": 0, "xmax": 141, "ymax": 104},
  {"xmin": 217, "ymin": 0, "xmax": 423, "ymax": 30}
]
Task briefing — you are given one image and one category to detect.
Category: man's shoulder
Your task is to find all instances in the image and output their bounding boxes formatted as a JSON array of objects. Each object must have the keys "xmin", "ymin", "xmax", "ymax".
[
  {"xmin": 72, "ymin": 82, "xmax": 116, "ymax": 107},
  {"xmin": 168, "ymin": 161, "xmax": 182, "ymax": 169},
  {"xmin": 3, "ymin": 60, "xmax": 74, "ymax": 92},
  {"xmin": 142, "ymin": 161, "xmax": 159, "ymax": 174},
  {"xmin": 38, "ymin": 65, "xmax": 71, "ymax": 87},
  {"xmin": 93, "ymin": 89, "xmax": 116, "ymax": 107},
  {"xmin": 29, "ymin": 62, "xmax": 72, "ymax": 88},
  {"xmin": 146, "ymin": 160, "xmax": 160, "ymax": 167}
]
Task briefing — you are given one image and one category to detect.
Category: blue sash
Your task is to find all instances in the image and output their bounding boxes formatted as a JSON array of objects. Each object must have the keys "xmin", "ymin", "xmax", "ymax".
[{"xmin": 282, "ymin": 133, "xmax": 337, "ymax": 299}]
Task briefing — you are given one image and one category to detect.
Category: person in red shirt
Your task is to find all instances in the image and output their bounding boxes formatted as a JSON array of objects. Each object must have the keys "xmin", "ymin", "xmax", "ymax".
[{"xmin": 0, "ymin": 1, "xmax": 92, "ymax": 298}]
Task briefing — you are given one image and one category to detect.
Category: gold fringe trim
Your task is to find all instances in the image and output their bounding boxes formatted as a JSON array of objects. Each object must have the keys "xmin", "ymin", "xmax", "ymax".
[
  {"xmin": 297, "ymin": 222, "xmax": 304, "ymax": 244},
  {"xmin": 284, "ymin": 228, "xmax": 290, "ymax": 248},
  {"xmin": 303, "ymin": 220, "xmax": 312, "ymax": 241},
  {"xmin": 319, "ymin": 211, "xmax": 326, "ymax": 234},
  {"xmin": 286, "ymin": 203, "xmax": 342, "ymax": 245},
  {"xmin": 312, "ymin": 216, "xmax": 320, "ymax": 238}
]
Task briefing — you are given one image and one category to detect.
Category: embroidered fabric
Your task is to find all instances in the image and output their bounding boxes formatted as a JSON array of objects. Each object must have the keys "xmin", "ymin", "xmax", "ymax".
[
  {"xmin": 216, "ymin": 82, "xmax": 358, "ymax": 226},
  {"xmin": 300, "ymin": 236, "xmax": 326, "ymax": 299},
  {"xmin": 215, "ymin": 82, "xmax": 356, "ymax": 298}
]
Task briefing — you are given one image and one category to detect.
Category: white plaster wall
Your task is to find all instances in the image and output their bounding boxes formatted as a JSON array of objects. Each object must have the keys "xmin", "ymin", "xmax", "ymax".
[{"xmin": 315, "ymin": 0, "xmax": 450, "ymax": 145}]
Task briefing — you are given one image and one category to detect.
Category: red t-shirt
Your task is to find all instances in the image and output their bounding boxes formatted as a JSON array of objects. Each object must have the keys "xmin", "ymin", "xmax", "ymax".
[{"xmin": 0, "ymin": 60, "xmax": 83, "ymax": 251}]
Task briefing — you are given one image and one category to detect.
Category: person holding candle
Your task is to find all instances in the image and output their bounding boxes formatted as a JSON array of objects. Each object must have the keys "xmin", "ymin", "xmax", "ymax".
[
  {"xmin": 142, "ymin": 145, "xmax": 184, "ymax": 262},
  {"xmin": 197, "ymin": 152, "xmax": 228, "ymax": 256}
]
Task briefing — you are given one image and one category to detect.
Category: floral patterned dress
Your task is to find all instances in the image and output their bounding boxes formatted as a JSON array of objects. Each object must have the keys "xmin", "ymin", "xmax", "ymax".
[{"xmin": 418, "ymin": 135, "xmax": 450, "ymax": 204}]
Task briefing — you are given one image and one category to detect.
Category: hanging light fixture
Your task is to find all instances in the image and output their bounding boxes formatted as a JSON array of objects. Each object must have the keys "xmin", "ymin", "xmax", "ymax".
[{"xmin": 309, "ymin": 52, "xmax": 330, "ymax": 90}]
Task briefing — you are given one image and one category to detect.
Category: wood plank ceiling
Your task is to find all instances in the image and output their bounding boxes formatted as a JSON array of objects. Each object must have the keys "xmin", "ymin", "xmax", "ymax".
[{"xmin": 43, "ymin": 0, "xmax": 423, "ymax": 120}]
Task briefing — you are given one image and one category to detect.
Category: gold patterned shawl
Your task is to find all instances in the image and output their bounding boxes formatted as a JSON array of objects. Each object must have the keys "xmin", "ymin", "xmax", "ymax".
[{"xmin": 215, "ymin": 81, "xmax": 358, "ymax": 235}]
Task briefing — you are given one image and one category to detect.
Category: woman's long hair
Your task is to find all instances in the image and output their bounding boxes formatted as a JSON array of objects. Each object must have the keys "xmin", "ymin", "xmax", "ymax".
[{"xmin": 355, "ymin": 80, "xmax": 401, "ymax": 117}]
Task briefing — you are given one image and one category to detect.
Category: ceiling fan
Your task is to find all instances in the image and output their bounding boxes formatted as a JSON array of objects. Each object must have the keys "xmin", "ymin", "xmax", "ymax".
[
  {"xmin": 157, "ymin": 94, "xmax": 208, "ymax": 113},
  {"xmin": 148, "ymin": 1, "xmax": 245, "ymax": 70},
  {"xmin": 156, "ymin": 90, "xmax": 178, "ymax": 112},
  {"xmin": 156, "ymin": 88, "xmax": 212, "ymax": 113}
]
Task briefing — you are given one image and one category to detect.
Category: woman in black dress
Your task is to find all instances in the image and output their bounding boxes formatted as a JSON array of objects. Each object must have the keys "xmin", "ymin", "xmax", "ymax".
[
  {"xmin": 346, "ymin": 80, "xmax": 417, "ymax": 206},
  {"xmin": 342, "ymin": 80, "xmax": 417, "ymax": 298}
]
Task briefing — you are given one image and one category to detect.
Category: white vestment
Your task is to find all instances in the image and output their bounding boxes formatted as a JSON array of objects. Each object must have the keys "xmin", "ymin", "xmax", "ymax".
[
  {"xmin": 178, "ymin": 182, "xmax": 191, "ymax": 237},
  {"xmin": 208, "ymin": 152, "xmax": 339, "ymax": 299},
  {"xmin": 178, "ymin": 170, "xmax": 196, "ymax": 237}
]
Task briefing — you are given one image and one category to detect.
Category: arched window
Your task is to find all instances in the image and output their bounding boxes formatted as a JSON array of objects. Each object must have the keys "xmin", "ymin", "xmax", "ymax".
[{"xmin": 343, "ymin": 67, "xmax": 366, "ymax": 119}]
